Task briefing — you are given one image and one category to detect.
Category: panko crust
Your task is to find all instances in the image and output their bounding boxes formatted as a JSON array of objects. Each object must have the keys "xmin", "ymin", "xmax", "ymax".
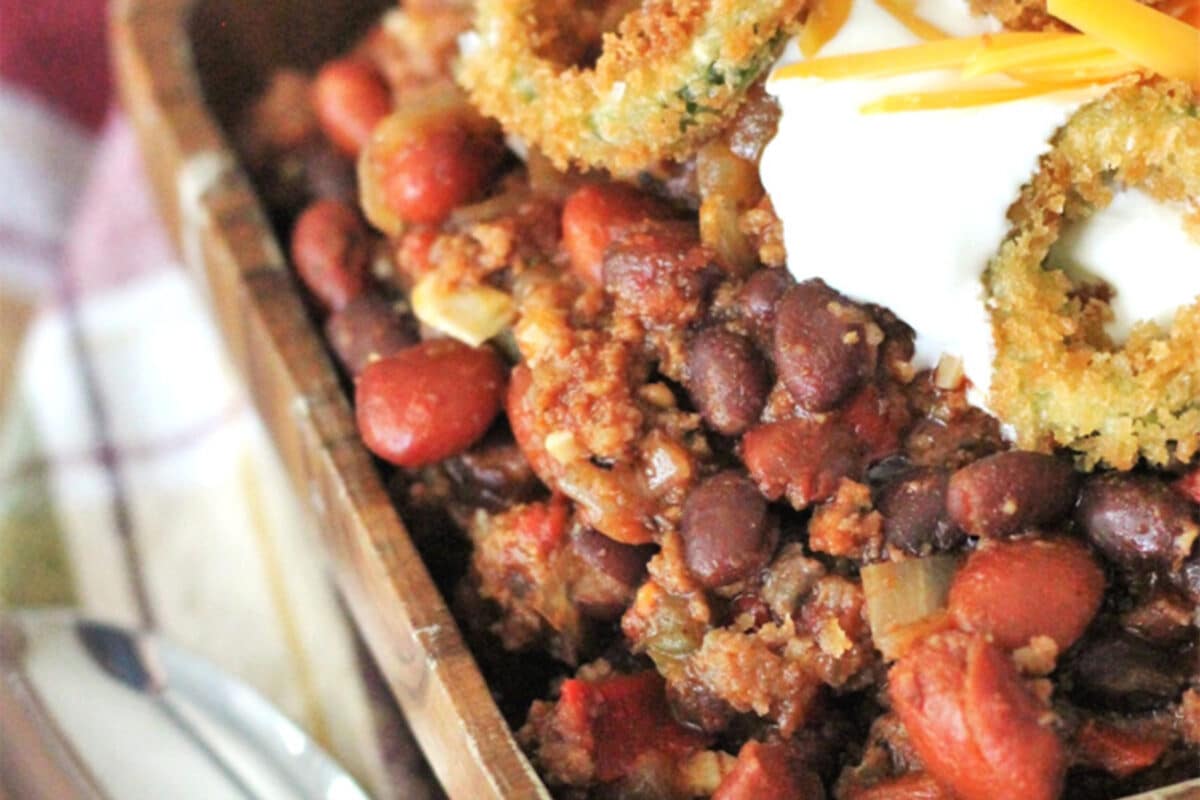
[
  {"xmin": 457, "ymin": 0, "xmax": 807, "ymax": 175},
  {"xmin": 986, "ymin": 79, "xmax": 1200, "ymax": 470}
]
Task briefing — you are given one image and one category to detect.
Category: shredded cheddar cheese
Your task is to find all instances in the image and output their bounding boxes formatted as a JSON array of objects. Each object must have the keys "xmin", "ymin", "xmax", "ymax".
[
  {"xmin": 861, "ymin": 83, "xmax": 1091, "ymax": 113},
  {"xmin": 773, "ymin": 33, "xmax": 1045, "ymax": 80},
  {"xmin": 1047, "ymin": 0, "xmax": 1200, "ymax": 88},
  {"xmin": 961, "ymin": 34, "xmax": 1115, "ymax": 78},
  {"xmin": 876, "ymin": 0, "xmax": 950, "ymax": 40},
  {"xmin": 775, "ymin": 0, "xmax": 1196, "ymax": 111},
  {"xmin": 799, "ymin": 0, "xmax": 855, "ymax": 57}
]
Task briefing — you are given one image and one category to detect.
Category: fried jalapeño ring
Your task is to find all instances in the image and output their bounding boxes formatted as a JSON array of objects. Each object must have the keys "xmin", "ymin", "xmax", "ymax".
[
  {"xmin": 986, "ymin": 79, "xmax": 1200, "ymax": 469},
  {"xmin": 456, "ymin": 0, "xmax": 806, "ymax": 175}
]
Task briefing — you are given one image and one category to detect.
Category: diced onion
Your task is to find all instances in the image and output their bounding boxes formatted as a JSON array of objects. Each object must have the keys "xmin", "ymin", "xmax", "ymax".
[
  {"xmin": 861, "ymin": 555, "xmax": 958, "ymax": 660},
  {"xmin": 411, "ymin": 273, "xmax": 514, "ymax": 347}
]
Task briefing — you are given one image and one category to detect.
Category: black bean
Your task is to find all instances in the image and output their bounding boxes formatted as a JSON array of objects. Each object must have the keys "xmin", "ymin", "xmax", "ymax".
[
  {"xmin": 773, "ymin": 280, "xmax": 876, "ymax": 412},
  {"xmin": 681, "ymin": 471, "xmax": 776, "ymax": 588},
  {"xmin": 1076, "ymin": 474, "xmax": 1198, "ymax": 571},
  {"xmin": 1068, "ymin": 631, "xmax": 1186, "ymax": 712},
  {"xmin": 876, "ymin": 467, "xmax": 963, "ymax": 555},
  {"xmin": 945, "ymin": 451, "xmax": 1078, "ymax": 538},
  {"xmin": 443, "ymin": 435, "xmax": 544, "ymax": 511},
  {"xmin": 571, "ymin": 527, "xmax": 653, "ymax": 588},
  {"xmin": 737, "ymin": 268, "xmax": 791, "ymax": 347},
  {"xmin": 324, "ymin": 293, "xmax": 416, "ymax": 376},
  {"xmin": 1175, "ymin": 554, "xmax": 1200, "ymax": 603},
  {"xmin": 686, "ymin": 327, "xmax": 770, "ymax": 436},
  {"xmin": 903, "ymin": 409, "xmax": 1004, "ymax": 470}
]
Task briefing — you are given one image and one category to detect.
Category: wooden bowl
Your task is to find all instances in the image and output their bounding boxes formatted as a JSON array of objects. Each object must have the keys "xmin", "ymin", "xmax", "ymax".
[
  {"xmin": 110, "ymin": 4, "xmax": 1200, "ymax": 800},
  {"xmin": 111, "ymin": 2, "xmax": 549, "ymax": 798}
]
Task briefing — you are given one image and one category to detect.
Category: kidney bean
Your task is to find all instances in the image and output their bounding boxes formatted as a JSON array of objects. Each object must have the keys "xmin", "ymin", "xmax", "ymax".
[
  {"xmin": 945, "ymin": 451, "xmax": 1078, "ymax": 538},
  {"xmin": 356, "ymin": 340, "xmax": 506, "ymax": 467},
  {"xmin": 378, "ymin": 125, "xmax": 501, "ymax": 226},
  {"xmin": 1068, "ymin": 631, "xmax": 1186, "ymax": 712},
  {"xmin": 290, "ymin": 199, "xmax": 371, "ymax": 311},
  {"xmin": 313, "ymin": 59, "xmax": 391, "ymax": 157},
  {"xmin": 713, "ymin": 740, "xmax": 822, "ymax": 800},
  {"xmin": 680, "ymin": 471, "xmax": 776, "ymax": 588},
  {"xmin": 560, "ymin": 183, "xmax": 671, "ymax": 286},
  {"xmin": 571, "ymin": 526, "xmax": 653, "ymax": 588},
  {"xmin": 875, "ymin": 467, "xmax": 962, "ymax": 555},
  {"xmin": 742, "ymin": 419, "xmax": 863, "ymax": 510},
  {"xmin": 324, "ymin": 294, "xmax": 416, "ymax": 375},
  {"xmin": 889, "ymin": 631, "xmax": 1065, "ymax": 800},
  {"xmin": 948, "ymin": 538, "xmax": 1105, "ymax": 651},
  {"xmin": 773, "ymin": 280, "xmax": 876, "ymax": 413},
  {"xmin": 1076, "ymin": 473, "xmax": 1199, "ymax": 571},
  {"xmin": 602, "ymin": 220, "xmax": 716, "ymax": 328},
  {"xmin": 737, "ymin": 268, "xmax": 791, "ymax": 347},
  {"xmin": 685, "ymin": 327, "xmax": 770, "ymax": 436}
]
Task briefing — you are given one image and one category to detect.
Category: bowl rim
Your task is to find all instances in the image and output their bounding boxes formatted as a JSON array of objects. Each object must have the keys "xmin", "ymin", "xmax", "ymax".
[{"xmin": 109, "ymin": 2, "xmax": 549, "ymax": 797}]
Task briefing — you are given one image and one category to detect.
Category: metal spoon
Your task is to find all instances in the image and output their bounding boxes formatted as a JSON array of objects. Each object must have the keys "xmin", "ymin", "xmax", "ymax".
[{"xmin": 0, "ymin": 609, "xmax": 370, "ymax": 800}]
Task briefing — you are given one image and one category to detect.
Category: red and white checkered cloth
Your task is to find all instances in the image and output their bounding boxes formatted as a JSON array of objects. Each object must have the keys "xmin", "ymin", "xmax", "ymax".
[{"xmin": 0, "ymin": 4, "xmax": 438, "ymax": 797}]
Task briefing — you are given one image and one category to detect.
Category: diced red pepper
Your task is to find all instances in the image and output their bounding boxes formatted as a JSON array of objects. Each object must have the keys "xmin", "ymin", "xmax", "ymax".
[
  {"xmin": 514, "ymin": 495, "xmax": 570, "ymax": 557},
  {"xmin": 1073, "ymin": 719, "xmax": 1169, "ymax": 778},
  {"xmin": 839, "ymin": 384, "xmax": 908, "ymax": 463},
  {"xmin": 713, "ymin": 740, "xmax": 819, "ymax": 800},
  {"xmin": 557, "ymin": 671, "xmax": 709, "ymax": 782}
]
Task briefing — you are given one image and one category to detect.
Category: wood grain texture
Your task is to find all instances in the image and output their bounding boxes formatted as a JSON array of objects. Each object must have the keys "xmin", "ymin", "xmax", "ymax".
[{"xmin": 109, "ymin": 2, "xmax": 550, "ymax": 798}]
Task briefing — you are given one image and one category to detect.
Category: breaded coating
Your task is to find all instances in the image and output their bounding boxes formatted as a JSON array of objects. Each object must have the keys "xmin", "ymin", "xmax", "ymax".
[
  {"xmin": 457, "ymin": 0, "xmax": 806, "ymax": 175},
  {"xmin": 986, "ymin": 79, "xmax": 1200, "ymax": 469}
]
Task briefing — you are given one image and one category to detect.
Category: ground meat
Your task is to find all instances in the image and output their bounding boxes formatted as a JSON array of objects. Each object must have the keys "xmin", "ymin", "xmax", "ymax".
[
  {"xmin": 469, "ymin": 499, "xmax": 634, "ymax": 664},
  {"xmin": 808, "ymin": 480, "xmax": 885, "ymax": 562}
]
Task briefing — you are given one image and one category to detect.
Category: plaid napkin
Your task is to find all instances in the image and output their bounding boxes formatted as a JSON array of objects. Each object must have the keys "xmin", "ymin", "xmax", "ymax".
[{"xmin": 0, "ymin": 4, "xmax": 439, "ymax": 798}]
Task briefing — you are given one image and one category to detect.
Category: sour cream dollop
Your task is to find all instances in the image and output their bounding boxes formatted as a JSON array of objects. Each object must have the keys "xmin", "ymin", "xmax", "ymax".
[{"xmin": 760, "ymin": 0, "xmax": 1200, "ymax": 401}]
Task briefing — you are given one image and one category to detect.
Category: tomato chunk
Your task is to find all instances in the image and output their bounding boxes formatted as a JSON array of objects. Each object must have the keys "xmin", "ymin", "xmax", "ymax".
[{"xmin": 889, "ymin": 631, "xmax": 1065, "ymax": 800}]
